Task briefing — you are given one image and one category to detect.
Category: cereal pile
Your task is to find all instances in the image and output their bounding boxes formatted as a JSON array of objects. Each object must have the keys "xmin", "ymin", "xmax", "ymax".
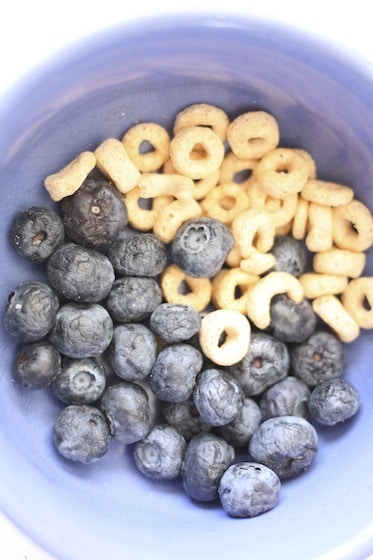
[{"xmin": 4, "ymin": 104, "xmax": 373, "ymax": 518}]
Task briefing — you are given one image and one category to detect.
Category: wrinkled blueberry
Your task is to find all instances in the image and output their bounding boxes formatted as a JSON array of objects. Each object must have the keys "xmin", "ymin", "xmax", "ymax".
[
  {"xmin": 271, "ymin": 235, "xmax": 307, "ymax": 277},
  {"xmin": 290, "ymin": 331, "xmax": 345, "ymax": 387},
  {"xmin": 259, "ymin": 377, "xmax": 311, "ymax": 420},
  {"xmin": 61, "ymin": 178, "xmax": 128, "ymax": 248},
  {"xmin": 100, "ymin": 381, "xmax": 153, "ymax": 444},
  {"xmin": 109, "ymin": 323, "xmax": 158, "ymax": 381},
  {"xmin": 216, "ymin": 397, "xmax": 262, "ymax": 448},
  {"xmin": 134, "ymin": 424, "xmax": 187, "ymax": 480},
  {"xmin": 49, "ymin": 302, "xmax": 113, "ymax": 358},
  {"xmin": 47, "ymin": 242, "xmax": 115, "ymax": 302},
  {"xmin": 269, "ymin": 294, "xmax": 317, "ymax": 343},
  {"xmin": 171, "ymin": 217, "xmax": 234, "ymax": 278},
  {"xmin": 181, "ymin": 432, "xmax": 235, "ymax": 502},
  {"xmin": 52, "ymin": 357, "xmax": 106, "ymax": 404},
  {"xmin": 150, "ymin": 303, "xmax": 201, "ymax": 344},
  {"xmin": 249, "ymin": 416, "xmax": 318, "ymax": 480},
  {"xmin": 308, "ymin": 378, "xmax": 360, "ymax": 426},
  {"xmin": 11, "ymin": 206, "xmax": 65, "ymax": 262},
  {"xmin": 162, "ymin": 399, "xmax": 211, "ymax": 441},
  {"xmin": 150, "ymin": 344, "xmax": 203, "ymax": 402},
  {"xmin": 218, "ymin": 462, "xmax": 281, "ymax": 518},
  {"xmin": 13, "ymin": 341, "xmax": 61, "ymax": 390},
  {"xmin": 193, "ymin": 368, "xmax": 244, "ymax": 426},
  {"xmin": 4, "ymin": 281, "xmax": 59, "ymax": 342},
  {"xmin": 108, "ymin": 232, "xmax": 167, "ymax": 277},
  {"xmin": 106, "ymin": 277, "xmax": 162, "ymax": 323},
  {"xmin": 229, "ymin": 332, "xmax": 289, "ymax": 397},
  {"xmin": 53, "ymin": 404, "xmax": 111, "ymax": 463}
]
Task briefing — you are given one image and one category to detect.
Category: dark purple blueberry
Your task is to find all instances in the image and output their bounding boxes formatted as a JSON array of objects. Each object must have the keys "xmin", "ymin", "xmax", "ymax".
[
  {"xmin": 269, "ymin": 295, "xmax": 317, "ymax": 343},
  {"xmin": 271, "ymin": 235, "xmax": 307, "ymax": 277},
  {"xmin": 106, "ymin": 277, "xmax": 162, "ymax": 323},
  {"xmin": 13, "ymin": 341, "xmax": 61, "ymax": 390},
  {"xmin": 308, "ymin": 378, "xmax": 360, "ymax": 426},
  {"xmin": 259, "ymin": 377, "xmax": 311, "ymax": 421},
  {"xmin": 108, "ymin": 232, "xmax": 167, "ymax": 277},
  {"xmin": 109, "ymin": 323, "xmax": 158, "ymax": 381},
  {"xmin": 162, "ymin": 399, "xmax": 211, "ymax": 441},
  {"xmin": 52, "ymin": 357, "xmax": 106, "ymax": 405},
  {"xmin": 149, "ymin": 303, "xmax": 201, "ymax": 344},
  {"xmin": 216, "ymin": 397, "xmax": 262, "ymax": 448}
]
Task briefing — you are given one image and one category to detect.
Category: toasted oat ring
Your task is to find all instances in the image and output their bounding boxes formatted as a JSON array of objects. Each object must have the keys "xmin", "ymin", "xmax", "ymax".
[
  {"xmin": 138, "ymin": 173, "xmax": 194, "ymax": 200},
  {"xmin": 227, "ymin": 111, "xmax": 280, "ymax": 159},
  {"xmin": 94, "ymin": 138, "xmax": 141, "ymax": 193},
  {"xmin": 121, "ymin": 122, "xmax": 170, "ymax": 172},
  {"xmin": 173, "ymin": 103, "xmax": 230, "ymax": 141},
  {"xmin": 225, "ymin": 244, "xmax": 243, "ymax": 268},
  {"xmin": 246, "ymin": 271, "xmax": 304, "ymax": 329},
  {"xmin": 160, "ymin": 264, "xmax": 211, "ymax": 312},
  {"xmin": 153, "ymin": 199, "xmax": 202, "ymax": 243},
  {"xmin": 306, "ymin": 202, "xmax": 333, "ymax": 252},
  {"xmin": 312, "ymin": 295, "xmax": 360, "ymax": 343},
  {"xmin": 170, "ymin": 126, "xmax": 225, "ymax": 180},
  {"xmin": 199, "ymin": 309, "xmax": 251, "ymax": 366},
  {"xmin": 275, "ymin": 220, "xmax": 293, "ymax": 236},
  {"xmin": 255, "ymin": 148, "xmax": 309, "ymax": 199},
  {"xmin": 342, "ymin": 277, "xmax": 373, "ymax": 329},
  {"xmin": 44, "ymin": 151, "xmax": 96, "ymax": 201},
  {"xmin": 293, "ymin": 149, "xmax": 317, "ymax": 179},
  {"xmin": 299, "ymin": 273, "xmax": 348, "ymax": 299},
  {"xmin": 211, "ymin": 268, "xmax": 260, "ymax": 313},
  {"xmin": 266, "ymin": 194, "xmax": 298, "ymax": 228},
  {"xmin": 219, "ymin": 152, "xmax": 258, "ymax": 189},
  {"xmin": 231, "ymin": 208, "xmax": 275, "ymax": 257},
  {"xmin": 333, "ymin": 199, "xmax": 373, "ymax": 252},
  {"xmin": 301, "ymin": 179, "xmax": 354, "ymax": 206},
  {"xmin": 292, "ymin": 196, "xmax": 309, "ymax": 240},
  {"xmin": 240, "ymin": 249, "xmax": 276, "ymax": 276},
  {"xmin": 124, "ymin": 187, "xmax": 173, "ymax": 231},
  {"xmin": 163, "ymin": 158, "xmax": 219, "ymax": 200},
  {"xmin": 313, "ymin": 248, "xmax": 366, "ymax": 279},
  {"xmin": 201, "ymin": 183, "xmax": 250, "ymax": 224}
]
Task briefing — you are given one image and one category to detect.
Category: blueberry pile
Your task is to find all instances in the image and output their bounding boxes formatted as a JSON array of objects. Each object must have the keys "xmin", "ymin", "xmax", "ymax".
[{"xmin": 4, "ymin": 176, "xmax": 361, "ymax": 519}]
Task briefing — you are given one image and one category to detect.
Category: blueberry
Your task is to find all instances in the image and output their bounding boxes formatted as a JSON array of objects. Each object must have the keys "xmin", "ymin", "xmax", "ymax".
[
  {"xmin": 109, "ymin": 323, "xmax": 158, "ymax": 381},
  {"xmin": 290, "ymin": 331, "xmax": 346, "ymax": 387},
  {"xmin": 193, "ymin": 368, "xmax": 244, "ymax": 426},
  {"xmin": 229, "ymin": 332, "xmax": 289, "ymax": 397},
  {"xmin": 13, "ymin": 341, "xmax": 61, "ymax": 390},
  {"xmin": 218, "ymin": 462, "xmax": 281, "ymax": 518},
  {"xmin": 52, "ymin": 357, "xmax": 106, "ymax": 405},
  {"xmin": 259, "ymin": 377, "xmax": 311, "ymax": 421},
  {"xmin": 271, "ymin": 235, "xmax": 307, "ymax": 277},
  {"xmin": 134, "ymin": 424, "xmax": 187, "ymax": 480},
  {"xmin": 249, "ymin": 416, "xmax": 318, "ymax": 480},
  {"xmin": 162, "ymin": 399, "xmax": 211, "ymax": 441},
  {"xmin": 108, "ymin": 233, "xmax": 167, "ymax": 277},
  {"xmin": 106, "ymin": 277, "xmax": 162, "ymax": 323},
  {"xmin": 53, "ymin": 404, "xmax": 111, "ymax": 463},
  {"xmin": 150, "ymin": 344, "xmax": 203, "ymax": 402},
  {"xmin": 269, "ymin": 294, "xmax": 317, "ymax": 343},
  {"xmin": 11, "ymin": 206, "xmax": 65, "ymax": 262},
  {"xmin": 4, "ymin": 281, "xmax": 59, "ymax": 342},
  {"xmin": 49, "ymin": 302, "xmax": 113, "ymax": 358},
  {"xmin": 171, "ymin": 217, "xmax": 234, "ymax": 278},
  {"xmin": 61, "ymin": 178, "xmax": 128, "ymax": 248},
  {"xmin": 149, "ymin": 303, "xmax": 201, "ymax": 344},
  {"xmin": 47, "ymin": 243, "xmax": 115, "ymax": 302},
  {"xmin": 181, "ymin": 432, "xmax": 235, "ymax": 502},
  {"xmin": 308, "ymin": 378, "xmax": 360, "ymax": 426},
  {"xmin": 100, "ymin": 382, "xmax": 153, "ymax": 444},
  {"xmin": 216, "ymin": 397, "xmax": 262, "ymax": 448}
]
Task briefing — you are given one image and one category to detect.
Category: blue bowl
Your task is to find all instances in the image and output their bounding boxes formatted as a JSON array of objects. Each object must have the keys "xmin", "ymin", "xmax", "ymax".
[{"xmin": 0, "ymin": 14, "xmax": 372, "ymax": 560}]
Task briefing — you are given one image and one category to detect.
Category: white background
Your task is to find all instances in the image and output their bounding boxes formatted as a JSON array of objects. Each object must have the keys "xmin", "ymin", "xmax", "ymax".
[{"xmin": 0, "ymin": 1, "xmax": 372, "ymax": 558}]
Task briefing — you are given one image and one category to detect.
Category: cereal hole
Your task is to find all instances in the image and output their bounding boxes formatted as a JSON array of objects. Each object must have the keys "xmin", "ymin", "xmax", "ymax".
[
  {"xmin": 233, "ymin": 169, "xmax": 253, "ymax": 184},
  {"xmin": 139, "ymin": 140, "xmax": 155, "ymax": 154}
]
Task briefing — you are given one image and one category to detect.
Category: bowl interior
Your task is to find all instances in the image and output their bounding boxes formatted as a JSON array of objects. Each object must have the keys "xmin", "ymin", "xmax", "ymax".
[{"xmin": 0, "ymin": 14, "xmax": 373, "ymax": 560}]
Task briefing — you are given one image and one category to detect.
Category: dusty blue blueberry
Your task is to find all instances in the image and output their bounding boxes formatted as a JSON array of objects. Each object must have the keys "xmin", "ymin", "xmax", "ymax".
[
  {"xmin": 150, "ymin": 344, "xmax": 203, "ymax": 402},
  {"xmin": 109, "ymin": 323, "xmax": 158, "ymax": 381},
  {"xmin": 149, "ymin": 303, "xmax": 201, "ymax": 344},
  {"xmin": 108, "ymin": 233, "xmax": 167, "ymax": 277},
  {"xmin": 290, "ymin": 331, "xmax": 346, "ymax": 387},
  {"xmin": 269, "ymin": 295, "xmax": 317, "ymax": 343},
  {"xmin": 47, "ymin": 242, "xmax": 115, "ymax": 302},
  {"xmin": 308, "ymin": 378, "xmax": 360, "ymax": 426},
  {"xmin": 249, "ymin": 416, "xmax": 318, "ymax": 480},
  {"xmin": 181, "ymin": 432, "xmax": 235, "ymax": 502},
  {"xmin": 193, "ymin": 368, "xmax": 244, "ymax": 426},
  {"xmin": 229, "ymin": 332, "xmax": 289, "ymax": 397},
  {"xmin": 11, "ymin": 206, "xmax": 65, "ymax": 262},
  {"xmin": 162, "ymin": 399, "xmax": 211, "ymax": 441},
  {"xmin": 271, "ymin": 235, "xmax": 307, "ymax": 277},
  {"xmin": 216, "ymin": 397, "xmax": 262, "ymax": 448},
  {"xmin": 218, "ymin": 462, "xmax": 281, "ymax": 518},
  {"xmin": 13, "ymin": 341, "xmax": 61, "ymax": 390},
  {"xmin": 259, "ymin": 377, "xmax": 311, "ymax": 421},
  {"xmin": 171, "ymin": 217, "xmax": 234, "ymax": 278},
  {"xmin": 106, "ymin": 277, "xmax": 162, "ymax": 323},
  {"xmin": 52, "ymin": 357, "xmax": 106, "ymax": 405},
  {"xmin": 61, "ymin": 178, "xmax": 128, "ymax": 248},
  {"xmin": 134, "ymin": 424, "xmax": 187, "ymax": 480},
  {"xmin": 100, "ymin": 381, "xmax": 153, "ymax": 444},
  {"xmin": 49, "ymin": 302, "xmax": 113, "ymax": 358},
  {"xmin": 4, "ymin": 281, "xmax": 59, "ymax": 342},
  {"xmin": 53, "ymin": 404, "xmax": 111, "ymax": 463}
]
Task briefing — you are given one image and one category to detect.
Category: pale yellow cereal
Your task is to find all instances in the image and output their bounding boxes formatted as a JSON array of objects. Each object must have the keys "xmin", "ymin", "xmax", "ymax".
[
  {"xmin": 138, "ymin": 173, "xmax": 194, "ymax": 200},
  {"xmin": 163, "ymin": 158, "xmax": 219, "ymax": 200},
  {"xmin": 275, "ymin": 220, "xmax": 293, "ymax": 236},
  {"xmin": 199, "ymin": 309, "xmax": 251, "ymax": 366},
  {"xmin": 44, "ymin": 151, "xmax": 96, "ymax": 201},
  {"xmin": 173, "ymin": 103, "xmax": 230, "ymax": 141},
  {"xmin": 231, "ymin": 208, "xmax": 276, "ymax": 257},
  {"xmin": 333, "ymin": 199, "xmax": 373, "ymax": 252},
  {"xmin": 153, "ymin": 199, "xmax": 202, "ymax": 243},
  {"xmin": 267, "ymin": 193, "xmax": 298, "ymax": 228},
  {"xmin": 301, "ymin": 179, "xmax": 354, "ymax": 207},
  {"xmin": 342, "ymin": 277, "xmax": 373, "ymax": 329},
  {"xmin": 312, "ymin": 295, "xmax": 360, "ymax": 343},
  {"xmin": 293, "ymin": 149, "xmax": 317, "ymax": 179},
  {"xmin": 292, "ymin": 196, "xmax": 309, "ymax": 240},
  {"xmin": 211, "ymin": 268, "xmax": 259, "ymax": 313},
  {"xmin": 225, "ymin": 244, "xmax": 243, "ymax": 268},
  {"xmin": 122, "ymin": 122, "xmax": 170, "ymax": 172},
  {"xmin": 240, "ymin": 250, "xmax": 276, "ymax": 276},
  {"xmin": 124, "ymin": 187, "xmax": 172, "ymax": 231},
  {"xmin": 313, "ymin": 248, "xmax": 366, "ymax": 279},
  {"xmin": 219, "ymin": 152, "xmax": 258, "ymax": 189},
  {"xmin": 299, "ymin": 273, "xmax": 348, "ymax": 299},
  {"xmin": 94, "ymin": 138, "xmax": 141, "ymax": 193},
  {"xmin": 227, "ymin": 111, "xmax": 280, "ymax": 159},
  {"xmin": 305, "ymin": 202, "xmax": 333, "ymax": 252},
  {"xmin": 255, "ymin": 148, "xmax": 309, "ymax": 199},
  {"xmin": 160, "ymin": 264, "xmax": 211, "ymax": 312},
  {"xmin": 200, "ymin": 183, "xmax": 250, "ymax": 224}
]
